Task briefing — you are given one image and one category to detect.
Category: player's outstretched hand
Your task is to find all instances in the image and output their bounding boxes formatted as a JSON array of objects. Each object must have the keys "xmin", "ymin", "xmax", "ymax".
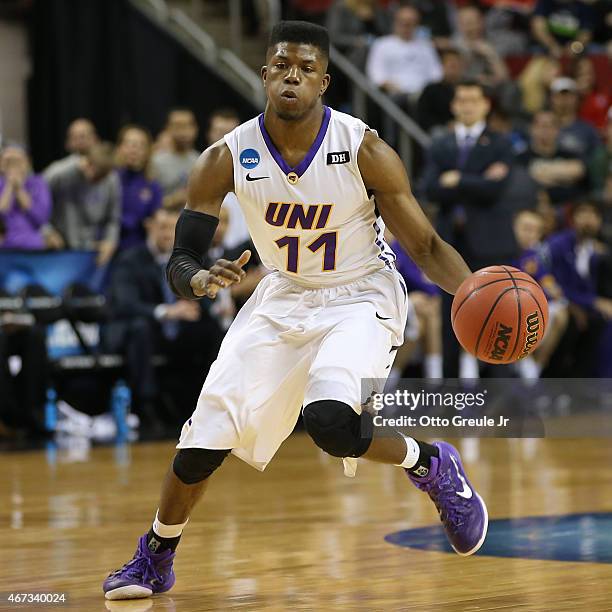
[{"xmin": 191, "ymin": 250, "xmax": 252, "ymax": 299}]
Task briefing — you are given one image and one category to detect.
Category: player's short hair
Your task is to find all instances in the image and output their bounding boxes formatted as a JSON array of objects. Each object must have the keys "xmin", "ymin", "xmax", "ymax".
[{"xmin": 267, "ymin": 20, "xmax": 330, "ymax": 60}]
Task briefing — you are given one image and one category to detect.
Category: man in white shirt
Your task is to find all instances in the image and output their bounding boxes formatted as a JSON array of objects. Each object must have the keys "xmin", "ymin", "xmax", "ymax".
[{"xmin": 366, "ymin": 5, "xmax": 442, "ymax": 109}]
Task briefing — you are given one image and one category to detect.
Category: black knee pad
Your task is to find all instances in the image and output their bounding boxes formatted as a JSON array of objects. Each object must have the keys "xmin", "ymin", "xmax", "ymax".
[
  {"xmin": 173, "ymin": 448, "xmax": 230, "ymax": 484},
  {"xmin": 302, "ymin": 400, "xmax": 373, "ymax": 458}
]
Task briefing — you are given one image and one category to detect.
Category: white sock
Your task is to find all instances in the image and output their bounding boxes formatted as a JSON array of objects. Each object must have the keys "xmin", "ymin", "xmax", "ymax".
[
  {"xmin": 424, "ymin": 354, "xmax": 443, "ymax": 379},
  {"xmin": 394, "ymin": 434, "xmax": 420, "ymax": 469},
  {"xmin": 517, "ymin": 356, "xmax": 541, "ymax": 380},
  {"xmin": 152, "ymin": 510, "xmax": 189, "ymax": 539}
]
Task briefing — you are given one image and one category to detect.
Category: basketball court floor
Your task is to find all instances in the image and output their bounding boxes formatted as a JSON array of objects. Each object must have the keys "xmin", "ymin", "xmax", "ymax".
[{"xmin": 2, "ymin": 435, "xmax": 612, "ymax": 611}]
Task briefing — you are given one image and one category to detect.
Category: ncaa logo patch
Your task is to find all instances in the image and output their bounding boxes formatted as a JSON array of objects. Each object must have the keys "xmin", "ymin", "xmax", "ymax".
[{"xmin": 240, "ymin": 148, "xmax": 260, "ymax": 169}]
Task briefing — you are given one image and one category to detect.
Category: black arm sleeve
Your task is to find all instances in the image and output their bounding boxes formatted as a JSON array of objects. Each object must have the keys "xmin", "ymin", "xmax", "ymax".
[{"xmin": 166, "ymin": 209, "xmax": 219, "ymax": 299}]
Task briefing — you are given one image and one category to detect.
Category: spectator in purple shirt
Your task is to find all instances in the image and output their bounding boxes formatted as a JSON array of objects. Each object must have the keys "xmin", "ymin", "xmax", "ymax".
[
  {"xmin": 115, "ymin": 125, "xmax": 162, "ymax": 251},
  {"xmin": 544, "ymin": 201, "xmax": 612, "ymax": 376},
  {"xmin": 0, "ymin": 145, "xmax": 51, "ymax": 250},
  {"xmin": 512, "ymin": 209, "xmax": 568, "ymax": 378}
]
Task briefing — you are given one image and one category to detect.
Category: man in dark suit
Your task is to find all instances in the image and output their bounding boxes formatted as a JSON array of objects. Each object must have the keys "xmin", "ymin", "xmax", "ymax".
[
  {"xmin": 105, "ymin": 208, "xmax": 225, "ymax": 435},
  {"xmin": 423, "ymin": 79, "xmax": 515, "ymax": 377}
]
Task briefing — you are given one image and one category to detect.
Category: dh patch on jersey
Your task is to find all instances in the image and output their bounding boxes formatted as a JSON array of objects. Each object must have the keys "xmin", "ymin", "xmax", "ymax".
[
  {"xmin": 240, "ymin": 148, "xmax": 260, "ymax": 169},
  {"xmin": 326, "ymin": 151, "xmax": 350, "ymax": 165}
]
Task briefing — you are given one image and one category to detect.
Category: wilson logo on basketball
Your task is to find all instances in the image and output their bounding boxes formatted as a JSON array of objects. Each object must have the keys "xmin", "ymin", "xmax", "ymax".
[
  {"xmin": 489, "ymin": 323, "xmax": 513, "ymax": 361},
  {"xmin": 518, "ymin": 312, "xmax": 540, "ymax": 359}
]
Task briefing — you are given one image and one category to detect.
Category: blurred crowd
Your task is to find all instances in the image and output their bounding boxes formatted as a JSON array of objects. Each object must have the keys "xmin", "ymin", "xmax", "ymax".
[
  {"xmin": 0, "ymin": 108, "xmax": 265, "ymax": 439},
  {"xmin": 1, "ymin": 0, "xmax": 611, "ymax": 440}
]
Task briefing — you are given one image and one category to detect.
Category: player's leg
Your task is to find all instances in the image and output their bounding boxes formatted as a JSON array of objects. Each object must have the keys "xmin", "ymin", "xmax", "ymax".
[
  {"xmin": 303, "ymin": 269, "xmax": 487, "ymax": 555},
  {"xmin": 103, "ymin": 273, "xmax": 314, "ymax": 599},
  {"xmin": 301, "ymin": 400, "xmax": 439, "ymax": 474},
  {"xmin": 303, "ymin": 400, "xmax": 487, "ymax": 557},
  {"xmin": 103, "ymin": 447, "xmax": 229, "ymax": 600}
]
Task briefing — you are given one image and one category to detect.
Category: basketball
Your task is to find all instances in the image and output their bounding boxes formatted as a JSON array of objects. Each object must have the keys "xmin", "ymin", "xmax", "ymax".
[{"xmin": 451, "ymin": 266, "xmax": 549, "ymax": 364}]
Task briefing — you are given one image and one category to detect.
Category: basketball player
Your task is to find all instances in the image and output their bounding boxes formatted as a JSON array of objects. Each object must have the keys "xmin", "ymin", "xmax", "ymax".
[{"xmin": 103, "ymin": 22, "xmax": 488, "ymax": 600}]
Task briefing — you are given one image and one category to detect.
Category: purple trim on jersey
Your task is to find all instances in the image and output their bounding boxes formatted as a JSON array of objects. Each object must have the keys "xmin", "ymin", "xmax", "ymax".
[
  {"xmin": 258, "ymin": 106, "xmax": 331, "ymax": 178},
  {"xmin": 373, "ymin": 220, "xmax": 393, "ymax": 269}
]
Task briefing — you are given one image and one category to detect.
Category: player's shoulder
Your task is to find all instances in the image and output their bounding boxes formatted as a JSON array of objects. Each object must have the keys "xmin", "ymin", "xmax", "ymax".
[
  {"xmin": 188, "ymin": 138, "xmax": 234, "ymax": 194},
  {"xmin": 328, "ymin": 107, "xmax": 369, "ymax": 134}
]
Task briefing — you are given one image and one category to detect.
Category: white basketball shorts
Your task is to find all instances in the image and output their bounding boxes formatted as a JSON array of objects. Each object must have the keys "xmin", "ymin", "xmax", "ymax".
[{"xmin": 177, "ymin": 268, "xmax": 409, "ymax": 470}]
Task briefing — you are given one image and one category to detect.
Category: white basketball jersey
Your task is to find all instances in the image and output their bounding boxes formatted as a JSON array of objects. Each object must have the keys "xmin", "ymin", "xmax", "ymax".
[{"xmin": 224, "ymin": 106, "xmax": 395, "ymax": 287}]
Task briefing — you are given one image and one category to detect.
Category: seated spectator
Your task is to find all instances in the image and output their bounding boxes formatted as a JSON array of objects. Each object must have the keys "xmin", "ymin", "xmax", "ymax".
[
  {"xmin": 391, "ymin": 240, "xmax": 442, "ymax": 382},
  {"xmin": 516, "ymin": 109, "xmax": 587, "ymax": 206},
  {"xmin": 417, "ymin": 48, "xmax": 465, "ymax": 135},
  {"xmin": 115, "ymin": 125, "xmax": 162, "ymax": 251},
  {"xmin": 152, "ymin": 109, "xmax": 200, "ymax": 210},
  {"xmin": 573, "ymin": 56, "xmax": 612, "ymax": 133},
  {"xmin": 531, "ymin": 0, "xmax": 595, "ymax": 58},
  {"xmin": 44, "ymin": 118, "xmax": 98, "ymax": 180},
  {"xmin": 518, "ymin": 55, "xmax": 561, "ymax": 115},
  {"xmin": 104, "ymin": 208, "xmax": 226, "ymax": 436},
  {"xmin": 452, "ymin": 5, "xmax": 510, "ymax": 91},
  {"xmin": 511, "ymin": 208, "xmax": 568, "ymax": 378},
  {"xmin": 449, "ymin": 5, "xmax": 523, "ymax": 118},
  {"xmin": 44, "ymin": 142, "xmax": 120, "ymax": 266},
  {"xmin": 0, "ymin": 145, "xmax": 51, "ymax": 250},
  {"xmin": 483, "ymin": 0, "xmax": 534, "ymax": 56},
  {"xmin": 366, "ymin": 5, "xmax": 442, "ymax": 109},
  {"xmin": 550, "ymin": 77, "xmax": 604, "ymax": 186},
  {"xmin": 544, "ymin": 200, "xmax": 612, "ymax": 376},
  {"xmin": 326, "ymin": 0, "xmax": 391, "ymax": 67},
  {"xmin": 204, "ymin": 108, "xmax": 249, "ymax": 250}
]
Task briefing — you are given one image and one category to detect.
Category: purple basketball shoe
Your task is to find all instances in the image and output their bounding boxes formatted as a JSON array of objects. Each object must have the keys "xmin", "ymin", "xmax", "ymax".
[
  {"xmin": 103, "ymin": 534, "xmax": 176, "ymax": 600},
  {"xmin": 407, "ymin": 441, "xmax": 488, "ymax": 556}
]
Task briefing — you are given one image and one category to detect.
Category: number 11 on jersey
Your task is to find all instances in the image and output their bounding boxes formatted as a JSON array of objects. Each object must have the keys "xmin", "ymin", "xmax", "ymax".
[{"xmin": 275, "ymin": 232, "xmax": 338, "ymax": 273}]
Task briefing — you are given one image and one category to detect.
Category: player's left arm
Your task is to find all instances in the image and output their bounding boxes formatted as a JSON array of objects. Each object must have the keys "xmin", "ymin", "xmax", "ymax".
[{"xmin": 358, "ymin": 130, "xmax": 471, "ymax": 295}]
